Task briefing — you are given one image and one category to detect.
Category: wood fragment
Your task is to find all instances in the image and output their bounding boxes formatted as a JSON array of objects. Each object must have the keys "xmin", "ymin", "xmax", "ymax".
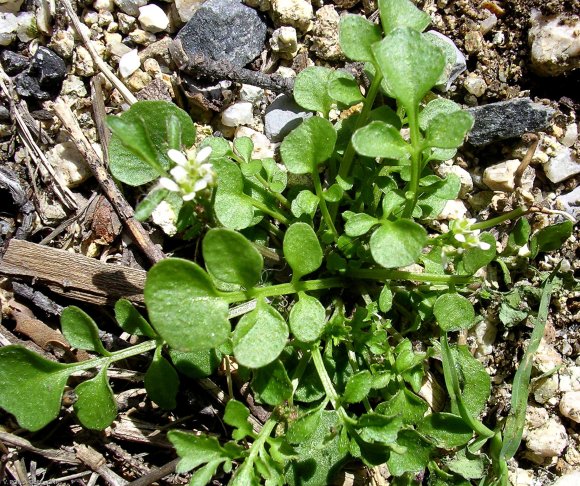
[
  {"xmin": 125, "ymin": 458, "xmax": 180, "ymax": 486},
  {"xmin": 170, "ymin": 39, "xmax": 295, "ymax": 94},
  {"xmin": 0, "ymin": 239, "xmax": 146, "ymax": 306},
  {"xmin": 11, "ymin": 282, "xmax": 64, "ymax": 316},
  {"xmin": 75, "ymin": 444, "xmax": 128, "ymax": 486},
  {"xmin": 0, "ymin": 432, "xmax": 80, "ymax": 465},
  {"xmin": 49, "ymin": 100, "xmax": 165, "ymax": 265},
  {"xmin": 60, "ymin": 0, "xmax": 136, "ymax": 105},
  {"xmin": 108, "ymin": 417, "xmax": 172, "ymax": 449},
  {"xmin": 0, "ymin": 68, "xmax": 77, "ymax": 212}
]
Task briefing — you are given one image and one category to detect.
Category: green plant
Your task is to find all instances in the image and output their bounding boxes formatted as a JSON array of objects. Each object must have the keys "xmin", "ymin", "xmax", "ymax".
[{"xmin": 0, "ymin": 0, "xmax": 575, "ymax": 485}]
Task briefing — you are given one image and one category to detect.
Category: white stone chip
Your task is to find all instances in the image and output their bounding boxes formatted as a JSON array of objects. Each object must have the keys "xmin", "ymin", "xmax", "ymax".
[
  {"xmin": 523, "ymin": 406, "xmax": 568, "ymax": 457},
  {"xmin": 483, "ymin": 159, "xmax": 535, "ymax": 192},
  {"xmin": 552, "ymin": 472, "xmax": 580, "ymax": 486},
  {"xmin": 559, "ymin": 391, "xmax": 580, "ymax": 423},
  {"xmin": 543, "ymin": 147, "xmax": 580, "ymax": 183},
  {"xmin": 47, "ymin": 142, "xmax": 92, "ymax": 188},
  {"xmin": 138, "ymin": 4, "xmax": 169, "ymax": 33},
  {"xmin": 221, "ymin": 102, "xmax": 254, "ymax": 127},
  {"xmin": 118, "ymin": 48, "xmax": 141, "ymax": 78}
]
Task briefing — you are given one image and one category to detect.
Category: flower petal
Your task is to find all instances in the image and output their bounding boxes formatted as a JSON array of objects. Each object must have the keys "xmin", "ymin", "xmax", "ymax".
[
  {"xmin": 196, "ymin": 146, "xmax": 213, "ymax": 164},
  {"xmin": 182, "ymin": 192, "xmax": 196, "ymax": 201},
  {"xmin": 159, "ymin": 177, "xmax": 180, "ymax": 192},
  {"xmin": 168, "ymin": 149, "xmax": 188, "ymax": 166},
  {"xmin": 170, "ymin": 166, "xmax": 188, "ymax": 183}
]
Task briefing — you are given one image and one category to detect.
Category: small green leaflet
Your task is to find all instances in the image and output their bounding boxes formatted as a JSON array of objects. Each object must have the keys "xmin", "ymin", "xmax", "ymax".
[
  {"xmin": 74, "ymin": 366, "xmax": 117, "ymax": 430},
  {"xmin": 114, "ymin": 299, "xmax": 156, "ymax": 337},
  {"xmin": 339, "ymin": 14, "xmax": 382, "ymax": 62},
  {"xmin": 370, "ymin": 219, "xmax": 427, "ymax": 268},
  {"xmin": 144, "ymin": 346, "xmax": 180, "ymax": 410},
  {"xmin": 378, "ymin": 0, "xmax": 431, "ymax": 34},
  {"xmin": 352, "ymin": 121, "xmax": 408, "ymax": 160},
  {"xmin": 144, "ymin": 258, "xmax": 230, "ymax": 352},
  {"xmin": 61, "ymin": 306, "xmax": 110, "ymax": 356},
  {"xmin": 224, "ymin": 399, "xmax": 254, "ymax": 440},
  {"xmin": 284, "ymin": 223, "xmax": 323, "ymax": 280},
  {"xmin": 232, "ymin": 299, "xmax": 289, "ymax": 369},
  {"xmin": 0, "ymin": 346, "xmax": 73, "ymax": 431},
  {"xmin": 289, "ymin": 292, "xmax": 326, "ymax": 342},
  {"xmin": 433, "ymin": 293, "xmax": 475, "ymax": 332},
  {"xmin": 202, "ymin": 228, "xmax": 263, "ymax": 289},
  {"xmin": 280, "ymin": 117, "xmax": 337, "ymax": 175},
  {"xmin": 292, "ymin": 66, "xmax": 334, "ymax": 116}
]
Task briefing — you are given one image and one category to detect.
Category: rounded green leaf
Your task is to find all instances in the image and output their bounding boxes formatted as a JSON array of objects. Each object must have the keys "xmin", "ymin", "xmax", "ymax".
[
  {"xmin": 283, "ymin": 223, "xmax": 323, "ymax": 280},
  {"xmin": 352, "ymin": 121, "xmax": 408, "ymax": 160},
  {"xmin": 232, "ymin": 300, "xmax": 289, "ymax": 369},
  {"xmin": 74, "ymin": 367, "xmax": 117, "ymax": 430},
  {"xmin": 293, "ymin": 66, "xmax": 334, "ymax": 115},
  {"xmin": 0, "ymin": 346, "xmax": 72, "ymax": 431},
  {"xmin": 280, "ymin": 117, "xmax": 337, "ymax": 175},
  {"xmin": 144, "ymin": 258, "xmax": 230, "ymax": 352},
  {"xmin": 327, "ymin": 71, "xmax": 363, "ymax": 106},
  {"xmin": 378, "ymin": 0, "xmax": 431, "ymax": 34},
  {"xmin": 425, "ymin": 111, "xmax": 474, "ymax": 149},
  {"xmin": 108, "ymin": 101, "xmax": 195, "ymax": 186},
  {"xmin": 343, "ymin": 370, "xmax": 373, "ymax": 404},
  {"xmin": 169, "ymin": 348, "xmax": 222, "ymax": 379},
  {"xmin": 344, "ymin": 212, "xmax": 378, "ymax": 237},
  {"xmin": 213, "ymin": 158, "xmax": 256, "ymax": 230},
  {"xmin": 251, "ymin": 360, "xmax": 293, "ymax": 406},
  {"xmin": 114, "ymin": 299, "xmax": 156, "ymax": 337},
  {"xmin": 419, "ymin": 98, "xmax": 461, "ymax": 131},
  {"xmin": 370, "ymin": 220, "xmax": 427, "ymax": 268},
  {"xmin": 144, "ymin": 347, "xmax": 180, "ymax": 410},
  {"xmin": 339, "ymin": 14, "xmax": 383, "ymax": 62},
  {"xmin": 418, "ymin": 413, "xmax": 473, "ymax": 448},
  {"xmin": 387, "ymin": 429, "xmax": 432, "ymax": 476},
  {"xmin": 378, "ymin": 285, "xmax": 393, "ymax": 313},
  {"xmin": 61, "ymin": 306, "xmax": 109, "ymax": 356},
  {"xmin": 289, "ymin": 292, "xmax": 326, "ymax": 342},
  {"xmin": 372, "ymin": 28, "xmax": 445, "ymax": 110},
  {"xmin": 434, "ymin": 293, "xmax": 475, "ymax": 332},
  {"xmin": 202, "ymin": 229, "xmax": 263, "ymax": 289},
  {"xmin": 462, "ymin": 232, "xmax": 496, "ymax": 274},
  {"xmin": 452, "ymin": 345, "xmax": 491, "ymax": 418}
]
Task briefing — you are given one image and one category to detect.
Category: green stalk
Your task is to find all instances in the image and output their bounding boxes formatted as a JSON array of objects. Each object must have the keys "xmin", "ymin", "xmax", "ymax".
[
  {"xmin": 290, "ymin": 350, "xmax": 312, "ymax": 405},
  {"xmin": 402, "ymin": 105, "xmax": 423, "ymax": 218},
  {"xmin": 347, "ymin": 268, "xmax": 474, "ymax": 285},
  {"xmin": 254, "ymin": 173, "xmax": 291, "ymax": 209},
  {"xmin": 337, "ymin": 72, "xmax": 384, "ymax": 181},
  {"xmin": 470, "ymin": 207, "xmax": 528, "ymax": 231},
  {"xmin": 68, "ymin": 340, "xmax": 158, "ymax": 372},
  {"xmin": 247, "ymin": 196, "xmax": 291, "ymax": 225},
  {"xmin": 221, "ymin": 277, "xmax": 345, "ymax": 304},
  {"xmin": 312, "ymin": 169, "xmax": 339, "ymax": 240}
]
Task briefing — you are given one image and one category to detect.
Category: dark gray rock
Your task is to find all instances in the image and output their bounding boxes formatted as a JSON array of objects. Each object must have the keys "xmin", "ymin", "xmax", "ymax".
[
  {"xmin": 15, "ymin": 73, "xmax": 52, "ymax": 101},
  {"xmin": 1, "ymin": 51, "xmax": 29, "ymax": 75},
  {"xmin": 176, "ymin": 0, "xmax": 267, "ymax": 68},
  {"xmin": 30, "ymin": 47, "xmax": 67, "ymax": 88},
  {"xmin": 264, "ymin": 94, "xmax": 312, "ymax": 142},
  {"xmin": 0, "ymin": 105, "xmax": 9, "ymax": 123},
  {"xmin": 467, "ymin": 98, "xmax": 554, "ymax": 147}
]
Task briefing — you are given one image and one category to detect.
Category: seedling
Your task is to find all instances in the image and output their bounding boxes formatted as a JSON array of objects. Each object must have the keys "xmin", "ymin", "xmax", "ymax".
[{"xmin": 0, "ymin": 0, "xmax": 574, "ymax": 485}]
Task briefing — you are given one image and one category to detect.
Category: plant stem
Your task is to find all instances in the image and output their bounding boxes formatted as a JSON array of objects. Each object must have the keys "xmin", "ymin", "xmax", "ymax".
[
  {"xmin": 311, "ymin": 345, "xmax": 339, "ymax": 407},
  {"xmin": 347, "ymin": 268, "xmax": 474, "ymax": 284},
  {"xmin": 470, "ymin": 207, "xmax": 527, "ymax": 231},
  {"xmin": 402, "ymin": 105, "xmax": 422, "ymax": 218},
  {"xmin": 67, "ymin": 340, "xmax": 158, "ymax": 372},
  {"xmin": 290, "ymin": 349, "xmax": 312, "ymax": 405},
  {"xmin": 247, "ymin": 196, "xmax": 291, "ymax": 225},
  {"xmin": 254, "ymin": 173, "xmax": 291, "ymax": 209},
  {"xmin": 312, "ymin": 169, "xmax": 339, "ymax": 240},
  {"xmin": 221, "ymin": 277, "xmax": 346, "ymax": 304}
]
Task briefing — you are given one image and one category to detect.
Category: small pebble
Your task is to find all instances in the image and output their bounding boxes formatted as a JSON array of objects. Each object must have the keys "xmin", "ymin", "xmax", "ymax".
[
  {"xmin": 114, "ymin": 0, "xmax": 147, "ymax": 17},
  {"xmin": 235, "ymin": 126, "xmax": 276, "ymax": 159},
  {"xmin": 221, "ymin": 101, "xmax": 254, "ymax": 127},
  {"xmin": 543, "ymin": 147, "xmax": 580, "ymax": 183},
  {"xmin": 270, "ymin": 26, "xmax": 298, "ymax": 59},
  {"xmin": 482, "ymin": 159, "xmax": 534, "ymax": 192},
  {"xmin": 464, "ymin": 73, "xmax": 487, "ymax": 97},
  {"xmin": 271, "ymin": 0, "xmax": 313, "ymax": 32},
  {"xmin": 559, "ymin": 391, "xmax": 580, "ymax": 423},
  {"xmin": 47, "ymin": 142, "xmax": 92, "ymax": 188},
  {"xmin": 138, "ymin": 4, "xmax": 169, "ymax": 33},
  {"xmin": 119, "ymin": 48, "xmax": 141, "ymax": 78},
  {"xmin": 239, "ymin": 84, "xmax": 264, "ymax": 105},
  {"xmin": 552, "ymin": 472, "xmax": 580, "ymax": 486},
  {"xmin": 524, "ymin": 406, "xmax": 568, "ymax": 458}
]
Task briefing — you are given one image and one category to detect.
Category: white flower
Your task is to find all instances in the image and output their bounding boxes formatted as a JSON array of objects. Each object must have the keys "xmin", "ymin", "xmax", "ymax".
[
  {"xmin": 449, "ymin": 217, "xmax": 490, "ymax": 252},
  {"xmin": 162, "ymin": 147, "xmax": 215, "ymax": 201}
]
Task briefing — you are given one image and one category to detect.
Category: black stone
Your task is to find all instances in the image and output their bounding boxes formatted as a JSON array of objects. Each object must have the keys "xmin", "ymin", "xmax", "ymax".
[
  {"xmin": 1, "ymin": 51, "xmax": 29, "ymax": 75},
  {"xmin": 467, "ymin": 98, "xmax": 555, "ymax": 147},
  {"xmin": 15, "ymin": 73, "xmax": 52, "ymax": 101},
  {"xmin": 176, "ymin": 0, "xmax": 267, "ymax": 68},
  {"xmin": 29, "ymin": 47, "xmax": 67, "ymax": 89}
]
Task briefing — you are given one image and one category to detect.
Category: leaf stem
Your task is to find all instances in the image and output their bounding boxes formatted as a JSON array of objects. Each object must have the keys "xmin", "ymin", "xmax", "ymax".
[
  {"xmin": 347, "ymin": 268, "xmax": 474, "ymax": 284},
  {"xmin": 246, "ymin": 196, "xmax": 291, "ymax": 225},
  {"xmin": 311, "ymin": 345, "xmax": 339, "ymax": 407},
  {"xmin": 254, "ymin": 173, "xmax": 291, "ymax": 209},
  {"xmin": 470, "ymin": 207, "xmax": 527, "ymax": 231},
  {"xmin": 402, "ymin": 105, "xmax": 422, "ymax": 218},
  {"xmin": 67, "ymin": 340, "xmax": 158, "ymax": 373},
  {"xmin": 222, "ymin": 277, "xmax": 346, "ymax": 304},
  {"xmin": 312, "ymin": 169, "xmax": 339, "ymax": 240}
]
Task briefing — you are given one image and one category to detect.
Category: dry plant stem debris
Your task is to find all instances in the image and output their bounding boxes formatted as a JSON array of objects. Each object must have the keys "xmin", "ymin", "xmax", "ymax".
[
  {"xmin": 75, "ymin": 444, "xmax": 128, "ymax": 486},
  {"xmin": 60, "ymin": 0, "xmax": 137, "ymax": 105},
  {"xmin": 0, "ymin": 431, "xmax": 80, "ymax": 465},
  {"xmin": 0, "ymin": 69, "xmax": 77, "ymax": 212},
  {"xmin": 125, "ymin": 458, "xmax": 180, "ymax": 486},
  {"xmin": 170, "ymin": 40, "xmax": 295, "ymax": 94},
  {"xmin": 50, "ymin": 100, "xmax": 165, "ymax": 264}
]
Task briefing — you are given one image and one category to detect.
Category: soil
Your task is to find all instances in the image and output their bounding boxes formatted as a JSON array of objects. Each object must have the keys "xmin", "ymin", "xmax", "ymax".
[{"xmin": 0, "ymin": 0, "xmax": 579, "ymax": 485}]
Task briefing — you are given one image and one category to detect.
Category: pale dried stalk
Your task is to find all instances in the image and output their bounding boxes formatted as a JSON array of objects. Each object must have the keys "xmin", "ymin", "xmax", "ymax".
[
  {"xmin": 60, "ymin": 0, "xmax": 137, "ymax": 105},
  {"xmin": 0, "ymin": 68, "xmax": 78, "ymax": 211}
]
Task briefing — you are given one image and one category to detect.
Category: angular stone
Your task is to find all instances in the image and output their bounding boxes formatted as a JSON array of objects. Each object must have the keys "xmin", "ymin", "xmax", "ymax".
[
  {"xmin": 29, "ymin": 47, "xmax": 66, "ymax": 89},
  {"xmin": 467, "ymin": 98, "xmax": 554, "ymax": 147},
  {"xmin": 0, "ymin": 50, "xmax": 28, "ymax": 75},
  {"xmin": 264, "ymin": 93, "xmax": 311, "ymax": 142},
  {"xmin": 176, "ymin": 0, "xmax": 267, "ymax": 68},
  {"xmin": 543, "ymin": 147, "xmax": 580, "ymax": 183}
]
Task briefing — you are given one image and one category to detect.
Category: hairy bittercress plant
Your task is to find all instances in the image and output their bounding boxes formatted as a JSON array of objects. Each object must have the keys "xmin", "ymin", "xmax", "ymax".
[{"xmin": 0, "ymin": 1, "xmax": 574, "ymax": 485}]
